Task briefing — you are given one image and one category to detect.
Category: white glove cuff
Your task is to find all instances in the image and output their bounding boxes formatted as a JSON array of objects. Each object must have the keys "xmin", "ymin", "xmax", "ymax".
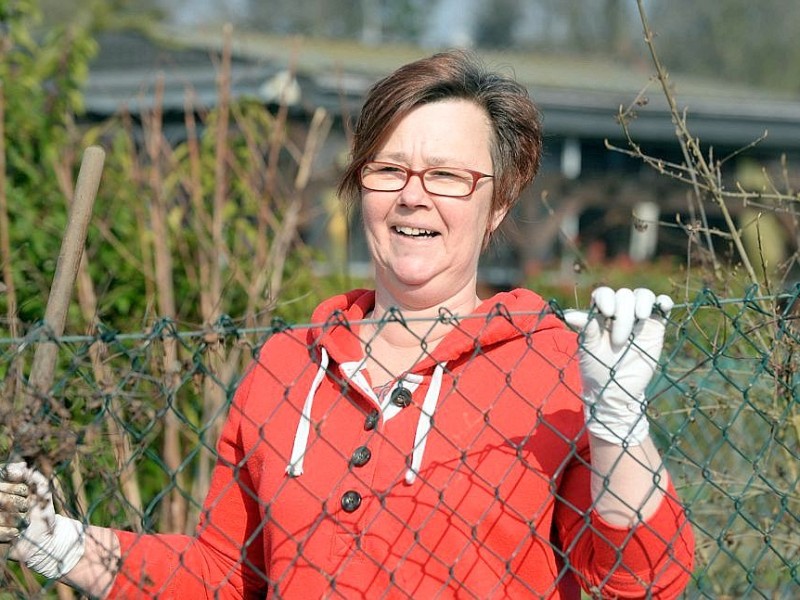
[
  {"xmin": 584, "ymin": 395, "xmax": 650, "ymax": 446},
  {"xmin": 23, "ymin": 514, "xmax": 86, "ymax": 580}
]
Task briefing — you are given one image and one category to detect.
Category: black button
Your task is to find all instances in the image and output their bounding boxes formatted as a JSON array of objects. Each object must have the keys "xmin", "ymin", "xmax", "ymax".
[
  {"xmin": 350, "ymin": 446, "xmax": 372, "ymax": 467},
  {"xmin": 341, "ymin": 490, "xmax": 362, "ymax": 513},
  {"xmin": 364, "ymin": 410, "xmax": 379, "ymax": 431},
  {"xmin": 390, "ymin": 387, "xmax": 412, "ymax": 408}
]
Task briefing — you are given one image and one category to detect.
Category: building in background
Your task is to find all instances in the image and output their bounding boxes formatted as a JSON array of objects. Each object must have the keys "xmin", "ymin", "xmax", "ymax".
[{"xmin": 82, "ymin": 27, "xmax": 800, "ymax": 289}]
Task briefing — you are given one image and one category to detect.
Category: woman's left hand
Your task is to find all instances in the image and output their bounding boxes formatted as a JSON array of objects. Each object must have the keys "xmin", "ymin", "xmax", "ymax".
[{"xmin": 563, "ymin": 287, "xmax": 673, "ymax": 445}]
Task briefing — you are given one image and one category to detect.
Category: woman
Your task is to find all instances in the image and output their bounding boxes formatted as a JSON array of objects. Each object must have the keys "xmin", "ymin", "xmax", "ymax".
[{"xmin": 1, "ymin": 50, "xmax": 694, "ymax": 598}]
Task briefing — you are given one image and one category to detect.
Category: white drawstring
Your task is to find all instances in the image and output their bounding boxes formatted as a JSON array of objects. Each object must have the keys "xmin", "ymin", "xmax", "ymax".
[
  {"xmin": 405, "ymin": 363, "xmax": 445, "ymax": 485},
  {"xmin": 285, "ymin": 348, "xmax": 329, "ymax": 477},
  {"xmin": 286, "ymin": 352, "xmax": 446, "ymax": 484}
]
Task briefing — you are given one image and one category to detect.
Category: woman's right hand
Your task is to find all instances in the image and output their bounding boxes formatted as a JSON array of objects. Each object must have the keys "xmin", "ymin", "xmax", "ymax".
[
  {"xmin": 0, "ymin": 465, "xmax": 29, "ymax": 542},
  {"xmin": 0, "ymin": 462, "xmax": 86, "ymax": 579}
]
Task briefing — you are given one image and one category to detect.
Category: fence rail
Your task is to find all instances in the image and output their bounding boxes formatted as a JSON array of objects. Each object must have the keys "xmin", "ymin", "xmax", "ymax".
[{"xmin": 1, "ymin": 287, "xmax": 799, "ymax": 598}]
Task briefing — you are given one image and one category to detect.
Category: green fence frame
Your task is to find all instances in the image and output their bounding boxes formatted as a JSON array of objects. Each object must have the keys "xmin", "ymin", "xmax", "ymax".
[{"xmin": 1, "ymin": 287, "xmax": 798, "ymax": 598}]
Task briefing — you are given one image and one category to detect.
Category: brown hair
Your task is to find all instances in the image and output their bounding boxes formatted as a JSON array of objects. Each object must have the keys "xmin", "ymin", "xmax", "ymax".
[{"xmin": 338, "ymin": 49, "xmax": 542, "ymax": 221}]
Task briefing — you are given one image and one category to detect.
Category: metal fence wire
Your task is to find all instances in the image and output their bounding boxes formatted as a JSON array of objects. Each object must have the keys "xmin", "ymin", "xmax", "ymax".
[{"xmin": 1, "ymin": 287, "xmax": 799, "ymax": 598}]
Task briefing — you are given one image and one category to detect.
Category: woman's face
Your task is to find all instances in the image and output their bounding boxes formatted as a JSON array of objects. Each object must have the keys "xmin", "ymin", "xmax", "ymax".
[{"xmin": 361, "ymin": 99, "xmax": 502, "ymax": 307}]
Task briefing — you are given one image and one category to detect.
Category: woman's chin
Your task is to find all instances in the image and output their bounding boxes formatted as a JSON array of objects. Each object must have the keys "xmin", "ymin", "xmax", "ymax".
[
  {"xmin": 382, "ymin": 264, "xmax": 440, "ymax": 290},
  {"xmin": 391, "ymin": 272, "xmax": 435, "ymax": 289}
]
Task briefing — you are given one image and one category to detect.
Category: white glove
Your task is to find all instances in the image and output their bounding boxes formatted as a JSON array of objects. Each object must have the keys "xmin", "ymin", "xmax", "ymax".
[
  {"xmin": 0, "ymin": 462, "xmax": 85, "ymax": 579},
  {"xmin": 563, "ymin": 287, "xmax": 673, "ymax": 446},
  {"xmin": 0, "ymin": 473, "xmax": 29, "ymax": 541}
]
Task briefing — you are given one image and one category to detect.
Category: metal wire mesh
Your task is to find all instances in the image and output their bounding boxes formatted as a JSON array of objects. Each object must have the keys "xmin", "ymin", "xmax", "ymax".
[{"xmin": 1, "ymin": 287, "xmax": 798, "ymax": 598}]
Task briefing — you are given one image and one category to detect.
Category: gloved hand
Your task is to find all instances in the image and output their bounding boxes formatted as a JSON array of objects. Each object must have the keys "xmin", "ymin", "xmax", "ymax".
[
  {"xmin": 0, "ymin": 462, "xmax": 85, "ymax": 579},
  {"xmin": 0, "ymin": 473, "xmax": 29, "ymax": 542},
  {"xmin": 563, "ymin": 287, "xmax": 673, "ymax": 446}
]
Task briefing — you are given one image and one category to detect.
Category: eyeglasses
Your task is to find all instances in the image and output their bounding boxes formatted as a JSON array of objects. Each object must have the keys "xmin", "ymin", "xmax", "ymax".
[{"xmin": 359, "ymin": 161, "xmax": 493, "ymax": 198}]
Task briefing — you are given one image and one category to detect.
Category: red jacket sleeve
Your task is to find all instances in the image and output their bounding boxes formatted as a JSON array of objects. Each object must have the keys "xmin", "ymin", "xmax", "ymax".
[
  {"xmin": 554, "ymin": 441, "xmax": 695, "ymax": 599},
  {"xmin": 107, "ymin": 366, "xmax": 268, "ymax": 599}
]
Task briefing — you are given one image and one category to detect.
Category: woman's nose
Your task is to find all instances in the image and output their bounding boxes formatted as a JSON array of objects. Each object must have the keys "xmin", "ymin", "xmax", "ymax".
[{"xmin": 398, "ymin": 173, "xmax": 433, "ymax": 207}]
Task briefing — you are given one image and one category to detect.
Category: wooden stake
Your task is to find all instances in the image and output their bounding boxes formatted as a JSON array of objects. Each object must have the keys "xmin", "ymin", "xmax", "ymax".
[{"xmin": 28, "ymin": 146, "xmax": 105, "ymax": 396}]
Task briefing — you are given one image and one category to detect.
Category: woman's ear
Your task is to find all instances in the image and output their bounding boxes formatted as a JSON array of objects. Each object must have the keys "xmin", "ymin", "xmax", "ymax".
[
  {"xmin": 489, "ymin": 207, "xmax": 508, "ymax": 234},
  {"xmin": 483, "ymin": 206, "xmax": 509, "ymax": 248}
]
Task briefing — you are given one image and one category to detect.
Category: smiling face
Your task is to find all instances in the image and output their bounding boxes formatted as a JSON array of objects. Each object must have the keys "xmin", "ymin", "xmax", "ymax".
[{"xmin": 362, "ymin": 100, "xmax": 504, "ymax": 309}]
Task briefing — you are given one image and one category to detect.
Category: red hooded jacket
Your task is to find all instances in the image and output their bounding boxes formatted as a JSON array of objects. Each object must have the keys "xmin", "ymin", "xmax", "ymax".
[{"xmin": 109, "ymin": 289, "xmax": 694, "ymax": 598}]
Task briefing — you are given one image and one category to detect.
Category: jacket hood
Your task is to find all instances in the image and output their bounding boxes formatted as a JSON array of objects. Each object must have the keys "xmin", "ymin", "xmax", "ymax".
[{"xmin": 307, "ymin": 288, "xmax": 566, "ymax": 372}]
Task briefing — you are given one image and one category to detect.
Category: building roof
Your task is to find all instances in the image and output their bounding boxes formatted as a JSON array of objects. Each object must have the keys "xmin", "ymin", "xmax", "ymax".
[{"xmin": 84, "ymin": 26, "xmax": 800, "ymax": 151}]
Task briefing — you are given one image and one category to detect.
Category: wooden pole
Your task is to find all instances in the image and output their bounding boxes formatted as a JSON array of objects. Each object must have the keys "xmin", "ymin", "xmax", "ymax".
[
  {"xmin": 28, "ymin": 146, "xmax": 105, "ymax": 395},
  {"xmin": 14, "ymin": 146, "xmax": 105, "ymax": 464}
]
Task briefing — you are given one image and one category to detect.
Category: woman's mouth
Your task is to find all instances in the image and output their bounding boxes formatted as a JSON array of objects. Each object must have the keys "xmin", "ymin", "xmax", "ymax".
[{"xmin": 393, "ymin": 226, "xmax": 439, "ymax": 238}]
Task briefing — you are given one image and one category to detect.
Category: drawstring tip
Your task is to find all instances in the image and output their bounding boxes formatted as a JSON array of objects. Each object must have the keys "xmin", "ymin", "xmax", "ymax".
[
  {"xmin": 286, "ymin": 464, "xmax": 303, "ymax": 477},
  {"xmin": 404, "ymin": 469, "xmax": 416, "ymax": 485}
]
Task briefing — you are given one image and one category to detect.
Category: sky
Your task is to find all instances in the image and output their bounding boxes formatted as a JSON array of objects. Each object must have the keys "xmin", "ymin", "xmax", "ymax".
[
  {"xmin": 419, "ymin": 0, "xmax": 481, "ymax": 47},
  {"xmin": 169, "ymin": 0, "xmax": 249, "ymax": 27},
  {"xmin": 166, "ymin": 0, "xmax": 529, "ymax": 48}
]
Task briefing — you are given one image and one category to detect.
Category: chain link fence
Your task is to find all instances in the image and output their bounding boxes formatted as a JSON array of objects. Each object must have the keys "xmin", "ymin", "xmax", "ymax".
[{"xmin": 1, "ymin": 286, "xmax": 799, "ymax": 598}]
